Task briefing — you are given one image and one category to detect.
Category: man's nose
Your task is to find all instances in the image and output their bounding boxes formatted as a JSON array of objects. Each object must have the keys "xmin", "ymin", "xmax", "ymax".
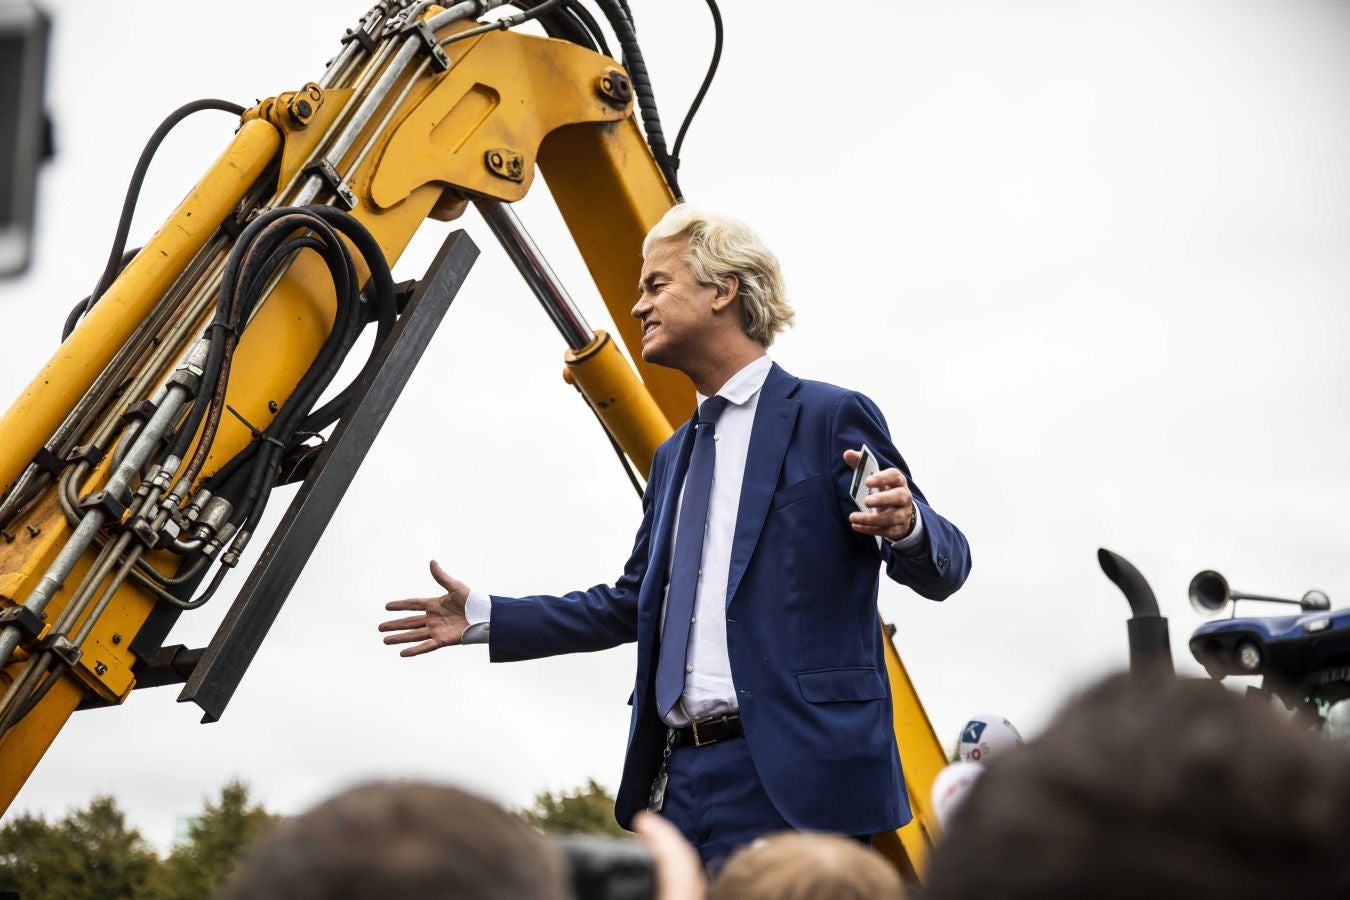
[{"xmin": 631, "ymin": 294, "xmax": 649, "ymax": 319}]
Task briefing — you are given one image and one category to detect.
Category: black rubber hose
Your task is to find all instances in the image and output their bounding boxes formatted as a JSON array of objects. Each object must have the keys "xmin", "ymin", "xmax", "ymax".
[
  {"xmin": 565, "ymin": 1, "xmax": 610, "ymax": 56},
  {"xmin": 440, "ymin": 0, "xmax": 569, "ymax": 47},
  {"xmin": 593, "ymin": 0, "xmax": 681, "ymax": 198},
  {"xmin": 168, "ymin": 206, "xmax": 289, "ymax": 465},
  {"xmin": 671, "ymin": 0, "xmax": 723, "ymax": 170},
  {"xmin": 191, "ymin": 205, "xmax": 396, "ymax": 533},
  {"xmin": 536, "ymin": 3, "xmax": 593, "ymax": 50},
  {"xmin": 199, "ymin": 210, "xmax": 382, "ymax": 489},
  {"xmin": 62, "ymin": 247, "xmax": 139, "ymax": 340},
  {"xmin": 170, "ymin": 208, "xmax": 345, "ymax": 469},
  {"xmin": 294, "ymin": 206, "xmax": 397, "ymax": 430},
  {"xmin": 166, "ymin": 208, "xmax": 308, "ymax": 465},
  {"xmin": 80, "ymin": 99, "xmax": 245, "ymax": 328},
  {"xmin": 228, "ymin": 215, "xmax": 361, "ymax": 529},
  {"xmin": 301, "ymin": 206, "xmax": 396, "ymax": 340}
]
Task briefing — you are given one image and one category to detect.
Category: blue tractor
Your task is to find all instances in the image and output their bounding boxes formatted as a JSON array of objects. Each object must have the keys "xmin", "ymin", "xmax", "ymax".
[{"xmin": 1099, "ymin": 549, "xmax": 1350, "ymax": 735}]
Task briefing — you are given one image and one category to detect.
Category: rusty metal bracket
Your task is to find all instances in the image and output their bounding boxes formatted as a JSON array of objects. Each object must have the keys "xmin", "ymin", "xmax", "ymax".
[
  {"xmin": 407, "ymin": 20, "xmax": 451, "ymax": 72},
  {"xmin": 302, "ymin": 158, "xmax": 357, "ymax": 210},
  {"xmin": 596, "ymin": 68, "xmax": 632, "ymax": 108},
  {"xmin": 38, "ymin": 633, "xmax": 80, "ymax": 668},
  {"xmin": 78, "ymin": 488, "xmax": 128, "ymax": 522},
  {"xmin": 484, "ymin": 148, "xmax": 525, "ymax": 182},
  {"xmin": 341, "ymin": 25, "xmax": 378, "ymax": 55},
  {"xmin": 242, "ymin": 82, "xmax": 325, "ymax": 130},
  {"xmin": 0, "ymin": 605, "xmax": 43, "ymax": 640}
]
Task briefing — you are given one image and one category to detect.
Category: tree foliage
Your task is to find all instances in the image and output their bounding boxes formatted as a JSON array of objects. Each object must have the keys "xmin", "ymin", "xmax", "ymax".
[
  {"xmin": 523, "ymin": 778, "xmax": 625, "ymax": 836},
  {"xmin": 0, "ymin": 781, "xmax": 278, "ymax": 900},
  {"xmin": 0, "ymin": 796, "xmax": 158, "ymax": 900},
  {"xmin": 147, "ymin": 780, "xmax": 279, "ymax": 900}
]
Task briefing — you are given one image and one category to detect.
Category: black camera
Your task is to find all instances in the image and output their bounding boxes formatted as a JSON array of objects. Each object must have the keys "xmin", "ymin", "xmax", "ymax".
[
  {"xmin": 558, "ymin": 834, "xmax": 656, "ymax": 900},
  {"xmin": 0, "ymin": 2, "xmax": 51, "ymax": 278}
]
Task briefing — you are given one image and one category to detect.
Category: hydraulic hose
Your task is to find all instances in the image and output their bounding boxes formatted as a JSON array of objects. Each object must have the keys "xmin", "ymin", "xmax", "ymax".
[
  {"xmin": 66, "ymin": 99, "xmax": 244, "ymax": 340},
  {"xmin": 593, "ymin": 0, "xmax": 681, "ymax": 198}
]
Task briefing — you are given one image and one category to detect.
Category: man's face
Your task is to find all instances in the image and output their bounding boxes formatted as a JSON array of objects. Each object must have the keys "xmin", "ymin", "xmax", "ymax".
[{"xmin": 632, "ymin": 237, "xmax": 720, "ymax": 370}]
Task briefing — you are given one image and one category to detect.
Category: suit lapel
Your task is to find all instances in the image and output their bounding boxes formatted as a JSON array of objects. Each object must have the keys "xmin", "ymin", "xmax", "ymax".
[{"xmin": 726, "ymin": 363, "xmax": 800, "ymax": 608}]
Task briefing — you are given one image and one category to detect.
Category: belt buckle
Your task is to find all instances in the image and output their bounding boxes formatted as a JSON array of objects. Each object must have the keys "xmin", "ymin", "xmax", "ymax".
[{"xmin": 691, "ymin": 717, "xmax": 720, "ymax": 748}]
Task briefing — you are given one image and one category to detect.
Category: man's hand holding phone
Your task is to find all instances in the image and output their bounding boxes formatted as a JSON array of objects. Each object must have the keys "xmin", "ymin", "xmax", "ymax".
[{"xmin": 844, "ymin": 445, "xmax": 918, "ymax": 545}]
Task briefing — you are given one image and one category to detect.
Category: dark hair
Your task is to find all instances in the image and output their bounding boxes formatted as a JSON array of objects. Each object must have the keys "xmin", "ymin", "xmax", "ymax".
[
  {"xmin": 923, "ymin": 673, "xmax": 1350, "ymax": 900},
  {"xmin": 219, "ymin": 781, "xmax": 569, "ymax": 900}
]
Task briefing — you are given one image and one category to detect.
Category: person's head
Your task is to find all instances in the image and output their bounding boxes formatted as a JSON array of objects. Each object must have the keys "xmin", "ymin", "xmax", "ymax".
[
  {"xmin": 710, "ymin": 832, "xmax": 904, "ymax": 900},
  {"xmin": 924, "ymin": 673, "xmax": 1350, "ymax": 900},
  {"xmin": 633, "ymin": 205, "xmax": 793, "ymax": 388},
  {"xmin": 219, "ymin": 781, "xmax": 570, "ymax": 900}
]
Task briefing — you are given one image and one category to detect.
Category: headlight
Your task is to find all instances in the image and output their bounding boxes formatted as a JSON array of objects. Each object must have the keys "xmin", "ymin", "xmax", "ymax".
[{"xmin": 1235, "ymin": 640, "xmax": 1262, "ymax": 673}]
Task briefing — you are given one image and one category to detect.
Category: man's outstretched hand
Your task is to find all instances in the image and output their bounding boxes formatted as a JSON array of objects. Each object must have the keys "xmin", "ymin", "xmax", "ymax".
[
  {"xmin": 379, "ymin": 560, "xmax": 472, "ymax": 657},
  {"xmin": 843, "ymin": 449, "xmax": 917, "ymax": 543}
]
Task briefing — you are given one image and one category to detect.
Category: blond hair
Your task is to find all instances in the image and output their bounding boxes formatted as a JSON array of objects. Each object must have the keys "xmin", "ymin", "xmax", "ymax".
[
  {"xmin": 710, "ymin": 832, "xmax": 906, "ymax": 900},
  {"xmin": 643, "ymin": 205, "xmax": 794, "ymax": 345}
]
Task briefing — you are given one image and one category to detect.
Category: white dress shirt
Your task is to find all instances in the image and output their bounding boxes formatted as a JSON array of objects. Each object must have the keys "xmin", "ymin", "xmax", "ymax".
[
  {"xmin": 462, "ymin": 355, "xmax": 925, "ymax": 725},
  {"xmin": 661, "ymin": 353, "xmax": 773, "ymax": 725}
]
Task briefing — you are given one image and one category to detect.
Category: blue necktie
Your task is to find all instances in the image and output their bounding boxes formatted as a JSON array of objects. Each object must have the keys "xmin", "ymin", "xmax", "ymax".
[{"xmin": 656, "ymin": 395, "xmax": 730, "ymax": 718}]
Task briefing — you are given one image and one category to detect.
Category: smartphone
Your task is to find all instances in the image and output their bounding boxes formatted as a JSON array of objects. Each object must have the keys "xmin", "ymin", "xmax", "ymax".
[{"xmin": 850, "ymin": 444, "xmax": 880, "ymax": 513}]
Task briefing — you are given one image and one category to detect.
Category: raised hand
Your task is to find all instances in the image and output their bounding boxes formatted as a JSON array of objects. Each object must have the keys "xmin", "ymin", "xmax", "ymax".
[
  {"xmin": 379, "ymin": 560, "xmax": 472, "ymax": 657},
  {"xmin": 843, "ymin": 449, "xmax": 916, "ymax": 543}
]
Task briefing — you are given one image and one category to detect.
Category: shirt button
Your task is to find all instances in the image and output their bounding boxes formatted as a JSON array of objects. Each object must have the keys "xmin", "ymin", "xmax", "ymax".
[
  {"xmin": 686, "ymin": 665, "xmax": 694, "ymax": 673},
  {"xmin": 713, "ymin": 434, "xmax": 720, "ymax": 441},
  {"xmin": 691, "ymin": 616, "xmax": 696, "ymax": 624}
]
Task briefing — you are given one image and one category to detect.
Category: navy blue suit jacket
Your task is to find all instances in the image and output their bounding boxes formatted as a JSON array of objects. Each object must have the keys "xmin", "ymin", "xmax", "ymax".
[{"xmin": 489, "ymin": 363, "xmax": 971, "ymax": 835}]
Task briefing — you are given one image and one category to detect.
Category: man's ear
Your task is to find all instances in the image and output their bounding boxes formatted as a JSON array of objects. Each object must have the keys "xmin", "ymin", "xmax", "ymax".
[{"xmin": 710, "ymin": 274, "xmax": 740, "ymax": 313}]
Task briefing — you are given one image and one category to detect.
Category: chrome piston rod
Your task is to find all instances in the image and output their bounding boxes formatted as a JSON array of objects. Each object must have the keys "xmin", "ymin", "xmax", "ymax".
[{"xmin": 476, "ymin": 200, "xmax": 595, "ymax": 350}]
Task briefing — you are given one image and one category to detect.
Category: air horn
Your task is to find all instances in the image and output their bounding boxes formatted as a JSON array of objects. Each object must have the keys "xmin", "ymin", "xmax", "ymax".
[{"xmin": 1188, "ymin": 569, "xmax": 1331, "ymax": 616}]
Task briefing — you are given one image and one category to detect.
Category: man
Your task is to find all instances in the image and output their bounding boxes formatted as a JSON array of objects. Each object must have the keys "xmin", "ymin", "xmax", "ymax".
[
  {"xmin": 380, "ymin": 206, "xmax": 971, "ymax": 868},
  {"xmin": 218, "ymin": 781, "xmax": 570, "ymax": 900}
]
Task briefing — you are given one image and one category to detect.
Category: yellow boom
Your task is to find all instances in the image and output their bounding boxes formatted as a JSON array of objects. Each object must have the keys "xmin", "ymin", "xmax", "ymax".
[{"xmin": 0, "ymin": 0, "xmax": 946, "ymax": 878}]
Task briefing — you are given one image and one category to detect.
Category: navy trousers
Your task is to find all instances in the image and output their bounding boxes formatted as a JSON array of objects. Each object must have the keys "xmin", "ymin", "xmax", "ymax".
[{"xmin": 659, "ymin": 735, "xmax": 792, "ymax": 873}]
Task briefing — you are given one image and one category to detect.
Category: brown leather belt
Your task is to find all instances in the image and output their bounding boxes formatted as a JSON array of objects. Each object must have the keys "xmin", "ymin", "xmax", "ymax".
[{"xmin": 670, "ymin": 713, "xmax": 744, "ymax": 749}]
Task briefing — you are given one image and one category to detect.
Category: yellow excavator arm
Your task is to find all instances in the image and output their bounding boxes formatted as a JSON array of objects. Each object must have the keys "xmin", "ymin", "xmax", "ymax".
[{"xmin": 0, "ymin": 0, "xmax": 944, "ymax": 878}]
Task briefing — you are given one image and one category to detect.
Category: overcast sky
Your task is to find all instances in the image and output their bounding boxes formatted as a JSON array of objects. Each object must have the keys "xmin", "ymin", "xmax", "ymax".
[{"xmin": 4, "ymin": 0, "xmax": 1350, "ymax": 850}]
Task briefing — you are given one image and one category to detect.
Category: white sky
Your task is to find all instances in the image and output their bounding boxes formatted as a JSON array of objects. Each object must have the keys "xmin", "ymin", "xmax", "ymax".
[{"xmin": 3, "ymin": 0, "xmax": 1350, "ymax": 850}]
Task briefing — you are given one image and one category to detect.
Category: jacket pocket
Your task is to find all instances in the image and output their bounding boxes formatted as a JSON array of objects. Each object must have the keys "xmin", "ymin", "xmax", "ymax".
[
  {"xmin": 796, "ymin": 666, "xmax": 887, "ymax": 703},
  {"xmin": 771, "ymin": 473, "xmax": 826, "ymax": 512}
]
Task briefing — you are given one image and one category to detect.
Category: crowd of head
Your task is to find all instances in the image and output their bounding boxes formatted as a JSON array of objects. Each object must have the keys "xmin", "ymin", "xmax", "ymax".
[{"xmin": 218, "ymin": 672, "xmax": 1350, "ymax": 899}]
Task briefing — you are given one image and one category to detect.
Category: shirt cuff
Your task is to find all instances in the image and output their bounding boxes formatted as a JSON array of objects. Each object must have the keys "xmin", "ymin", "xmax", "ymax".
[
  {"xmin": 465, "ymin": 589, "xmax": 492, "ymax": 625},
  {"xmin": 461, "ymin": 590, "xmax": 492, "ymax": 645},
  {"xmin": 889, "ymin": 503, "xmax": 926, "ymax": 551}
]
